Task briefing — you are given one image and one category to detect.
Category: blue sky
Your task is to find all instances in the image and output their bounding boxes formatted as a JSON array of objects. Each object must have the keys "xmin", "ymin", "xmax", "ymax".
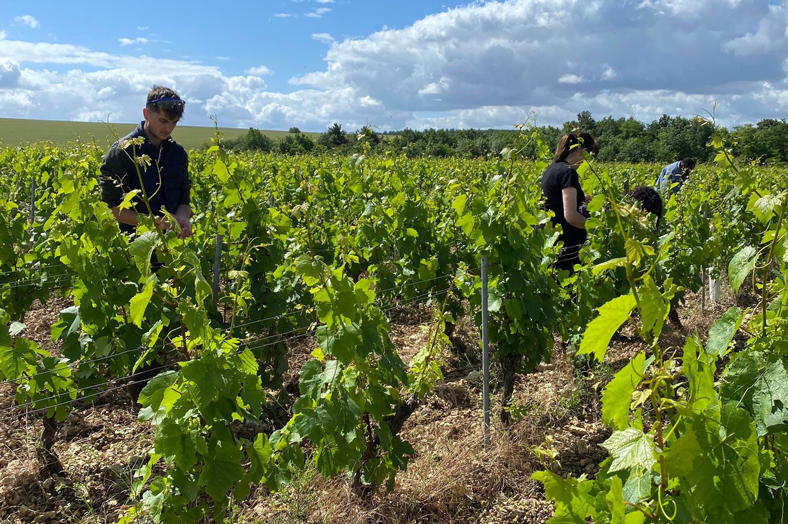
[{"xmin": 1, "ymin": 0, "xmax": 787, "ymax": 131}]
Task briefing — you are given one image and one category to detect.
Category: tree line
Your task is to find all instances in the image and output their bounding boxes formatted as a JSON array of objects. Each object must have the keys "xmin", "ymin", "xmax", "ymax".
[{"xmin": 223, "ymin": 112, "xmax": 788, "ymax": 164}]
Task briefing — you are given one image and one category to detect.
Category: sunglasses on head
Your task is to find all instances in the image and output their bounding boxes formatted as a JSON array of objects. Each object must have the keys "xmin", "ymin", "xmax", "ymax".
[{"xmin": 147, "ymin": 96, "xmax": 186, "ymax": 110}]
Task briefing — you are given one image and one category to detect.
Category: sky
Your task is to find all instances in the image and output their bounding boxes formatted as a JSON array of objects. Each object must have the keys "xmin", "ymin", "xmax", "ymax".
[{"xmin": 1, "ymin": 0, "xmax": 787, "ymax": 131}]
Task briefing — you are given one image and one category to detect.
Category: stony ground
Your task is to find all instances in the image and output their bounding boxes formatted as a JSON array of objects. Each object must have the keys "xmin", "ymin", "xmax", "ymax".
[{"xmin": 0, "ymin": 282, "xmax": 745, "ymax": 524}]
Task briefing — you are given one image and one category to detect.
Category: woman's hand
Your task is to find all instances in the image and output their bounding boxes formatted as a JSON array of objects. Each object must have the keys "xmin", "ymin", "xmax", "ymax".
[{"xmin": 584, "ymin": 194, "xmax": 593, "ymax": 204}]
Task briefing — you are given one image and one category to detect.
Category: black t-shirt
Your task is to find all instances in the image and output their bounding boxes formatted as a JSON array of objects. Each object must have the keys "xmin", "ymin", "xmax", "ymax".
[{"xmin": 540, "ymin": 161, "xmax": 587, "ymax": 247}]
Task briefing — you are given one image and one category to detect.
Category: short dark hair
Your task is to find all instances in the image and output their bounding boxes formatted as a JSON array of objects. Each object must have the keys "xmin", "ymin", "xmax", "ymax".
[
  {"xmin": 626, "ymin": 185, "xmax": 663, "ymax": 229},
  {"xmin": 146, "ymin": 85, "xmax": 185, "ymax": 120},
  {"xmin": 553, "ymin": 132, "xmax": 599, "ymax": 162},
  {"xmin": 681, "ymin": 158, "xmax": 696, "ymax": 170}
]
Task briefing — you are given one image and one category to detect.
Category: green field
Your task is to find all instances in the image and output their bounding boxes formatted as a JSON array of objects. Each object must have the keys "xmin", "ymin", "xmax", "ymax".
[{"xmin": 0, "ymin": 117, "xmax": 318, "ymax": 150}]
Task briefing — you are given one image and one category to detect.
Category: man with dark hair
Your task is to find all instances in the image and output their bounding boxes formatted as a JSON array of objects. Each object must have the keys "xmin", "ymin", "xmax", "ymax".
[
  {"xmin": 100, "ymin": 85, "xmax": 192, "ymax": 238},
  {"xmin": 655, "ymin": 157, "xmax": 695, "ymax": 195}
]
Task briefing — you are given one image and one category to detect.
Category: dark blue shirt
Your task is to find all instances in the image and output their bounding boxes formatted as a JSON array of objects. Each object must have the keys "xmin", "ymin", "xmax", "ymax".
[{"xmin": 99, "ymin": 122, "xmax": 190, "ymax": 231}]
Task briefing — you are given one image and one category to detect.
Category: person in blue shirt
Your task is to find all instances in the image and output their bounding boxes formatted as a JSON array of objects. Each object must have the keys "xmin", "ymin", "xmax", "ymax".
[{"xmin": 655, "ymin": 157, "xmax": 695, "ymax": 194}]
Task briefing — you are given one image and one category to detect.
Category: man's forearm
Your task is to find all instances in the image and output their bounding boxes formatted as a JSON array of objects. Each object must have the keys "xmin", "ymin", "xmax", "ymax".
[
  {"xmin": 175, "ymin": 205, "xmax": 192, "ymax": 220},
  {"xmin": 111, "ymin": 206, "xmax": 140, "ymax": 226}
]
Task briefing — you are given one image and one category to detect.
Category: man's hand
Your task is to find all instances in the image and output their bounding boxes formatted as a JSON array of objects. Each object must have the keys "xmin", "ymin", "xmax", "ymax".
[
  {"xmin": 157, "ymin": 215, "xmax": 174, "ymax": 232},
  {"xmin": 174, "ymin": 215, "xmax": 192, "ymax": 238},
  {"xmin": 584, "ymin": 194, "xmax": 593, "ymax": 204},
  {"xmin": 174, "ymin": 205, "xmax": 193, "ymax": 239},
  {"xmin": 158, "ymin": 214, "xmax": 191, "ymax": 238}
]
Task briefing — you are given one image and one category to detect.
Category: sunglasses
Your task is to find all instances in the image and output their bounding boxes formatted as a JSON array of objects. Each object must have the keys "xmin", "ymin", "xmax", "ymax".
[{"xmin": 147, "ymin": 96, "xmax": 186, "ymax": 110}]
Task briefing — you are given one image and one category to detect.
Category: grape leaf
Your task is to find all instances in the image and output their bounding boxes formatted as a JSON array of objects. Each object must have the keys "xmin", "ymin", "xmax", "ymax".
[
  {"xmin": 722, "ymin": 351, "xmax": 788, "ymax": 436},
  {"xmin": 0, "ymin": 338, "xmax": 38, "ymax": 380},
  {"xmin": 602, "ymin": 352, "xmax": 646, "ymax": 430},
  {"xmin": 683, "ymin": 336, "xmax": 715, "ymax": 414},
  {"xmin": 155, "ymin": 417, "xmax": 201, "ymax": 471},
  {"xmin": 578, "ymin": 295, "xmax": 637, "ymax": 361},
  {"xmin": 605, "ymin": 476, "xmax": 626, "ymax": 524},
  {"xmin": 130, "ymin": 275, "xmax": 157, "ymax": 328},
  {"xmin": 638, "ymin": 276, "xmax": 667, "ymax": 339},
  {"xmin": 705, "ymin": 307, "xmax": 743, "ymax": 357},
  {"xmin": 531, "ymin": 469, "xmax": 594, "ymax": 523},
  {"xmin": 129, "ymin": 231, "xmax": 159, "ymax": 278},
  {"xmin": 728, "ymin": 246, "xmax": 758, "ymax": 293},
  {"xmin": 601, "ymin": 428, "xmax": 657, "ymax": 473},
  {"xmin": 199, "ymin": 440, "xmax": 245, "ymax": 503}
]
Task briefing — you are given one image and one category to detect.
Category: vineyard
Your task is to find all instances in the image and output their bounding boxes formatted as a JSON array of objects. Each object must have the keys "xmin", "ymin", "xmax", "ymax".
[{"xmin": 1, "ymin": 124, "xmax": 787, "ymax": 524}]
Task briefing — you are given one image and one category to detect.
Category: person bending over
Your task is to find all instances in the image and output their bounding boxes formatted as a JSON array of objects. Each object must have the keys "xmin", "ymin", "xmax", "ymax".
[{"xmin": 655, "ymin": 157, "xmax": 695, "ymax": 195}]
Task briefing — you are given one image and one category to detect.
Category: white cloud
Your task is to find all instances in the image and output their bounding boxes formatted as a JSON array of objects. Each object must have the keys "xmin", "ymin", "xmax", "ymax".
[
  {"xmin": 137, "ymin": 26, "xmax": 149, "ymax": 31},
  {"xmin": 559, "ymin": 74, "xmax": 584, "ymax": 84},
  {"xmin": 312, "ymin": 33, "xmax": 335, "ymax": 44},
  {"xmin": 359, "ymin": 96, "xmax": 382, "ymax": 107},
  {"xmin": 245, "ymin": 65, "xmax": 273, "ymax": 76},
  {"xmin": 305, "ymin": 7, "xmax": 331, "ymax": 18},
  {"xmin": 725, "ymin": 4, "xmax": 788, "ymax": 56},
  {"xmin": 0, "ymin": 60, "xmax": 22, "ymax": 88},
  {"xmin": 0, "ymin": 31, "xmax": 6, "ymax": 40},
  {"xmin": 274, "ymin": 13, "xmax": 294, "ymax": 18},
  {"xmin": 119, "ymin": 37, "xmax": 148, "ymax": 46},
  {"xmin": 15, "ymin": 15, "xmax": 40, "ymax": 29},
  {"xmin": 418, "ymin": 77, "xmax": 449, "ymax": 95},
  {"xmin": 1, "ymin": 0, "xmax": 788, "ymax": 132},
  {"xmin": 316, "ymin": 0, "xmax": 335, "ymax": 3}
]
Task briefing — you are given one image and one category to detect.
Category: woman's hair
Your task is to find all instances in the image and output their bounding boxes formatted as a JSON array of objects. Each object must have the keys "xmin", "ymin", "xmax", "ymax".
[
  {"xmin": 626, "ymin": 185, "xmax": 663, "ymax": 229},
  {"xmin": 553, "ymin": 132, "xmax": 599, "ymax": 162}
]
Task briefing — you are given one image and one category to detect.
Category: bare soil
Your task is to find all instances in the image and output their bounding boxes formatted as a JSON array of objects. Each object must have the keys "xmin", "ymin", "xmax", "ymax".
[{"xmin": 0, "ymin": 284, "xmax": 745, "ymax": 524}]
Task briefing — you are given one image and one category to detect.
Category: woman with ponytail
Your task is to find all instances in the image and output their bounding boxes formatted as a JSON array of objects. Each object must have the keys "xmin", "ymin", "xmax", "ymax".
[{"xmin": 540, "ymin": 132, "xmax": 598, "ymax": 272}]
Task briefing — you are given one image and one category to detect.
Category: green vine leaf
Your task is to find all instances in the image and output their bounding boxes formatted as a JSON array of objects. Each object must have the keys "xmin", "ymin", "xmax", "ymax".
[
  {"xmin": 577, "ymin": 295, "xmax": 637, "ymax": 361},
  {"xmin": 129, "ymin": 231, "xmax": 160, "ymax": 278},
  {"xmin": 130, "ymin": 275, "xmax": 157, "ymax": 328},
  {"xmin": 602, "ymin": 352, "xmax": 646, "ymax": 431},
  {"xmin": 728, "ymin": 246, "xmax": 759, "ymax": 293},
  {"xmin": 705, "ymin": 307, "xmax": 743, "ymax": 357},
  {"xmin": 601, "ymin": 428, "xmax": 657, "ymax": 473}
]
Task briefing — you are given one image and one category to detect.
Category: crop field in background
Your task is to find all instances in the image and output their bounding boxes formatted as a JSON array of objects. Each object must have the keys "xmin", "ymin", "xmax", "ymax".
[{"xmin": 0, "ymin": 117, "xmax": 321, "ymax": 150}]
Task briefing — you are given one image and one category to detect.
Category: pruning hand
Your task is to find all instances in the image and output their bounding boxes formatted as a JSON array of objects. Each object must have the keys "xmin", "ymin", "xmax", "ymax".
[{"xmin": 174, "ymin": 215, "xmax": 193, "ymax": 238}]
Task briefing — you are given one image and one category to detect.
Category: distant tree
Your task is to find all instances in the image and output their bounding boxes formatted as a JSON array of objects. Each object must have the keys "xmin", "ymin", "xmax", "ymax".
[
  {"xmin": 619, "ymin": 137, "xmax": 654, "ymax": 164},
  {"xmin": 563, "ymin": 111, "xmax": 596, "ymax": 135},
  {"xmin": 596, "ymin": 136, "xmax": 622, "ymax": 162},
  {"xmin": 244, "ymin": 128, "xmax": 274, "ymax": 152},
  {"xmin": 224, "ymin": 128, "xmax": 273, "ymax": 152},
  {"xmin": 294, "ymin": 132, "xmax": 315, "ymax": 152},
  {"xmin": 355, "ymin": 125, "xmax": 380, "ymax": 148},
  {"xmin": 277, "ymin": 133, "xmax": 316, "ymax": 155},
  {"xmin": 319, "ymin": 123, "xmax": 349, "ymax": 148},
  {"xmin": 754, "ymin": 119, "xmax": 788, "ymax": 162},
  {"xmin": 577, "ymin": 111, "xmax": 596, "ymax": 134},
  {"xmin": 731, "ymin": 124, "xmax": 761, "ymax": 162},
  {"xmin": 618, "ymin": 117, "xmax": 645, "ymax": 140},
  {"xmin": 289, "ymin": 127, "xmax": 301, "ymax": 134}
]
